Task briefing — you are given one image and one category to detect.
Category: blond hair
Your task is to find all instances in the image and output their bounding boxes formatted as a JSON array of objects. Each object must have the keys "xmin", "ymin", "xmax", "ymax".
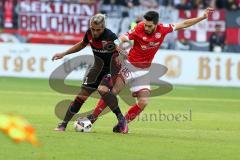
[{"xmin": 90, "ymin": 13, "xmax": 106, "ymax": 27}]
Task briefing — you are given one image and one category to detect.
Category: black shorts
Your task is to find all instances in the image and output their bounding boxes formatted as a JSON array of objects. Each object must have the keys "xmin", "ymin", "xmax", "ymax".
[{"xmin": 82, "ymin": 67, "xmax": 117, "ymax": 90}]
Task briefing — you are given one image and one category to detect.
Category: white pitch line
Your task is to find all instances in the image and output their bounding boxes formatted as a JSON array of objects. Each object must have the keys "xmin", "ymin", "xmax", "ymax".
[
  {"xmin": 0, "ymin": 90, "xmax": 239, "ymax": 103},
  {"xmin": 0, "ymin": 90, "xmax": 65, "ymax": 97},
  {"xmin": 152, "ymin": 96, "xmax": 240, "ymax": 103}
]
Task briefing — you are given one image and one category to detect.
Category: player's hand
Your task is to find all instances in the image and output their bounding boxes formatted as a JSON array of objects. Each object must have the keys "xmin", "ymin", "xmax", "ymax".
[
  {"xmin": 115, "ymin": 45, "xmax": 129, "ymax": 56},
  {"xmin": 115, "ymin": 54, "xmax": 127, "ymax": 65},
  {"xmin": 203, "ymin": 7, "xmax": 214, "ymax": 19},
  {"xmin": 52, "ymin": 52, "xmax": 65, "ymax": 61}
]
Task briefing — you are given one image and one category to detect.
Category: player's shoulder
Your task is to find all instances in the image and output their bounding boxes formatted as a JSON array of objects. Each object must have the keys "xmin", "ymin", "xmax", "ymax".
[
  {"xmin": 158, "ymin": 23, "xmax": 171, "ymax": 28},
  {"xmin": 104, "ymin": 28, "xmax": 118, "ymax": 40},
  {"xmin": 137, "ymin": 21, "xmax": 144, "ymax": 27},
  {"xmin": 157, "ymin": 23, "xmax": 175, "ymax": 31},
  {"xmin": 157, "ymin": 23, "xmax": 174, "ymax": 29},
  {"xmin": 135, "ymin": 21, "xmax": 144, "ymax": 32},
  {"xmin": 104, "ymin": 28, "xmax": 117, "ymax": 36},
  {"xmin": 128, "ymin": 21, "xmax": 144, "ymax": 35}
]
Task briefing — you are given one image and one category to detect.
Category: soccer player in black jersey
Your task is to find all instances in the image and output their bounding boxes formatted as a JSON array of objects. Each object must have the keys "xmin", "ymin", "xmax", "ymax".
[{"xmin": 52, "ymin": 14, "xmax": 128, "ymax": 133}]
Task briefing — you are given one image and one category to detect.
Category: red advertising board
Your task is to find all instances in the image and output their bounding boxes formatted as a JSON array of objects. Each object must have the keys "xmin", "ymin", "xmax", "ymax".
[
  {"xmin": 2, "ymin": 0, "xmax": 99, "ymax": 44},
  {"xmin": 226, "ymin": 28, "xmax": 240, "ymax": 45}
]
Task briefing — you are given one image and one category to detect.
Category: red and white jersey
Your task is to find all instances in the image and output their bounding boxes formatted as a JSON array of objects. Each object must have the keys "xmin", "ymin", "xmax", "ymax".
[{"xmin": 126, "ymin": 22, "xmax": 175, "ymax": 68}]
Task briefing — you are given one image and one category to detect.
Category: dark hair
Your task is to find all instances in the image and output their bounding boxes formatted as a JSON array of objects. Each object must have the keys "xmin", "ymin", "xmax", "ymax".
[{"xmin": 143, "ymin": 11, "xmax": 159, "ymax": 25}]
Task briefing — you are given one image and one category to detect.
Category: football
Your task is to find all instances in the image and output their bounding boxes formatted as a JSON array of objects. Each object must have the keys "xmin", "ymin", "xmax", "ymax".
[{"xmin": 73, "ymin": 118, "xmax": 92, "ymax": 132}]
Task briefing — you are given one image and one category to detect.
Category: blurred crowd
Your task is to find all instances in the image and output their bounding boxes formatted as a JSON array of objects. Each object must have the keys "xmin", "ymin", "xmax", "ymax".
[
  {"xmin": 0, "ymin": 0, "xmax": 239, "ymax": 53},
  {"xmin": 99, "ymin": 0, "xmax": 239, "ymax": 53},
  {"xmin": 101, "ymin": 0, "xmax": 240, "ymax": 10}
]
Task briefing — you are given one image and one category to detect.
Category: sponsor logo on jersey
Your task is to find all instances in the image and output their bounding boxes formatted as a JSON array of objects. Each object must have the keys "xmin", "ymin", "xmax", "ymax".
[
  {"xmin": 140, "ymin": 42, "xmax": 160, "ymax": 50},
  {"xmin": 102, "ymin": 41, "xmax": 107, "ymax": 47},
  {"xmin": 141, "ymin": 45, "xmax": 147, "ymax": 50},
  {"xmin": 143, "ymin": 37, "xmax": 147, "ymax": 41},
  {"xmin": 149, "ymin": 42, "xmax": 160, "ymax": 46},
  {"xmin": 92, "ymin": 48, "xmax": 113, "ymax": 53},
  {"xmin": 163, "ymin": 24, "xmax": 170, "ymax": 28}
]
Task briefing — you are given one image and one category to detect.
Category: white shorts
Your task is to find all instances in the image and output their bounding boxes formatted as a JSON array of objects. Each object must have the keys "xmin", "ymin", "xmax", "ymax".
[{"xmin": 119, "ymin": 60, "xmax": 151, "ymax": 96}]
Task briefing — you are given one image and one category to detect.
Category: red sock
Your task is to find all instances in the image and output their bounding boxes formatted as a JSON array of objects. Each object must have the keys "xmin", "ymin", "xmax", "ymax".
[
  {"xmin": 125, "ymin": 104, "xmax": 143, "ymax": 123},
  {"xmin": 92, "ymin": 98, "xmax": 107, "ymax": 117}
]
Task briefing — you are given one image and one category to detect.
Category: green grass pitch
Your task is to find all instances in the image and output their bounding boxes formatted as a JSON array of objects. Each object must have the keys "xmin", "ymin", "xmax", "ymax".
[{"xmin": 0, "ymin": 77, "xmax": 239, "ymax": 160}]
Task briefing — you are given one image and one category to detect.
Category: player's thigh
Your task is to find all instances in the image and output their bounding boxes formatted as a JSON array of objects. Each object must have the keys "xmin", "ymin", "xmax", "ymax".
[
  {"xmin": 120, "ymin": 59, "xmax": 150, "ymax": 96},
  {"xmin": 97, "ymin": 84, "xmax": 110, "ymax": 95},
  {"xmin": 130, "ymin": 74, "xmax": 151, "ymax": 97},
  {"xmin": 82, "ymin": 67, "xmax": 105, "ymax": 91},
  {"xmin": 99, "ymin": 73, "xmax": 113, "ymax": 90},
  {"xmin": 136, "ymin": 89, "xmax": 150, "ymax": 100},
  {"xmin": 111, "ymin": 75, "xmax": 125, "ymax": 95},
  {"xmin": 77, "ymin": 86, "xmax": 95, "ymax": 101},
  {"xmin": 83, "ymin": 67, "xmax": 101, "ymax": 84}
]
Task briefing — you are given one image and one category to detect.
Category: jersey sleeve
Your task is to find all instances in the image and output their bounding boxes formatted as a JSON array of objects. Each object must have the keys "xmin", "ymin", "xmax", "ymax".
[
  {"xmin": 108, "ymin": 31, "xmax": 120, "ymax": 46},
  {"xmin": 161, "ymin": 24, "xmax": 176, "ymax": 34},
  {"xmin": 110, "ymin": 32, "xmax": 118, "ymax": 41},
  {"xmin": 125, "ymin": 28, "xmax": 137, "ymax": 40},
  {"xmin": 125, "ymin": 24, "xmax": 140, "ymax": 40}
]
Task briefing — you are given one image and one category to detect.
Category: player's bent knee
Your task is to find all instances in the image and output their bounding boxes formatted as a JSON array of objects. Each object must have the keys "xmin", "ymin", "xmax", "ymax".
[
  {"xmin": 76, "ymin": 95, "xmax": 87, "ymax": 101},
  {"xmin": 137, "ymin": 98, "xmax": 149, "ymax": 109},
  {"xmin": 111, "ymin": 87, "xmax": 120, "ymax": 95},
  {"xmin": 76, "ymin": 92, "xmax": 89, "ymax": 101},
  {"xmin": 97, "ymin": 85, "xmax": 110, "ymax": 96}
]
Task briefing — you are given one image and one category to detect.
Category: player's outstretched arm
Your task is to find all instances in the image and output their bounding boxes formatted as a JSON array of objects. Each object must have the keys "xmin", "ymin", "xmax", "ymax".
[
  {"xmin": 52, "ymin": 40, "xmax": 88, "ymax": 61},
  {"xmin": 175, "ymin": 7, "xmax": 214, "ymax": 31}
]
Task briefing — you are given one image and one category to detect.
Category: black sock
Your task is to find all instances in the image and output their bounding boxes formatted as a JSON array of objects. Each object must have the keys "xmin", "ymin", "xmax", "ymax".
[
  {"xmin": 112, "ymin": 107, "xmax": 124, "ymax": 122},
  {"xmin": 63, "ymin": 97, "xmax": 85, "ymax": 125},
  {"xmin": 100, "ymin": 92, "xmax": 124, "ymax": 122}
]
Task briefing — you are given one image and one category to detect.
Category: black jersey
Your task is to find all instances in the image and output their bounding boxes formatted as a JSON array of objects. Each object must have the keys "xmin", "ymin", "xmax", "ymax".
[{"xmin": 83, "ymin": 28, "xmax": 119, "ymax": 69}]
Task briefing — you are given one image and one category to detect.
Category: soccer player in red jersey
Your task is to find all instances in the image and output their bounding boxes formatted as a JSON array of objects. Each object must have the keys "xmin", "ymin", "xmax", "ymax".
[{"xmin": 87, "ymin": 8, "xmax": 214, "ymax": 132}]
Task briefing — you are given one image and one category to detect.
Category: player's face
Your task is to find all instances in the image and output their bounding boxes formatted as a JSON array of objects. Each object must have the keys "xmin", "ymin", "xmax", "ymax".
[
  {"xmin": 144, "ymin": 20, "xmax": 156, "ymax": 35},
  {"xmin": 90, "ymin": 23, "xmax": 104, "ymax": 39}
]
